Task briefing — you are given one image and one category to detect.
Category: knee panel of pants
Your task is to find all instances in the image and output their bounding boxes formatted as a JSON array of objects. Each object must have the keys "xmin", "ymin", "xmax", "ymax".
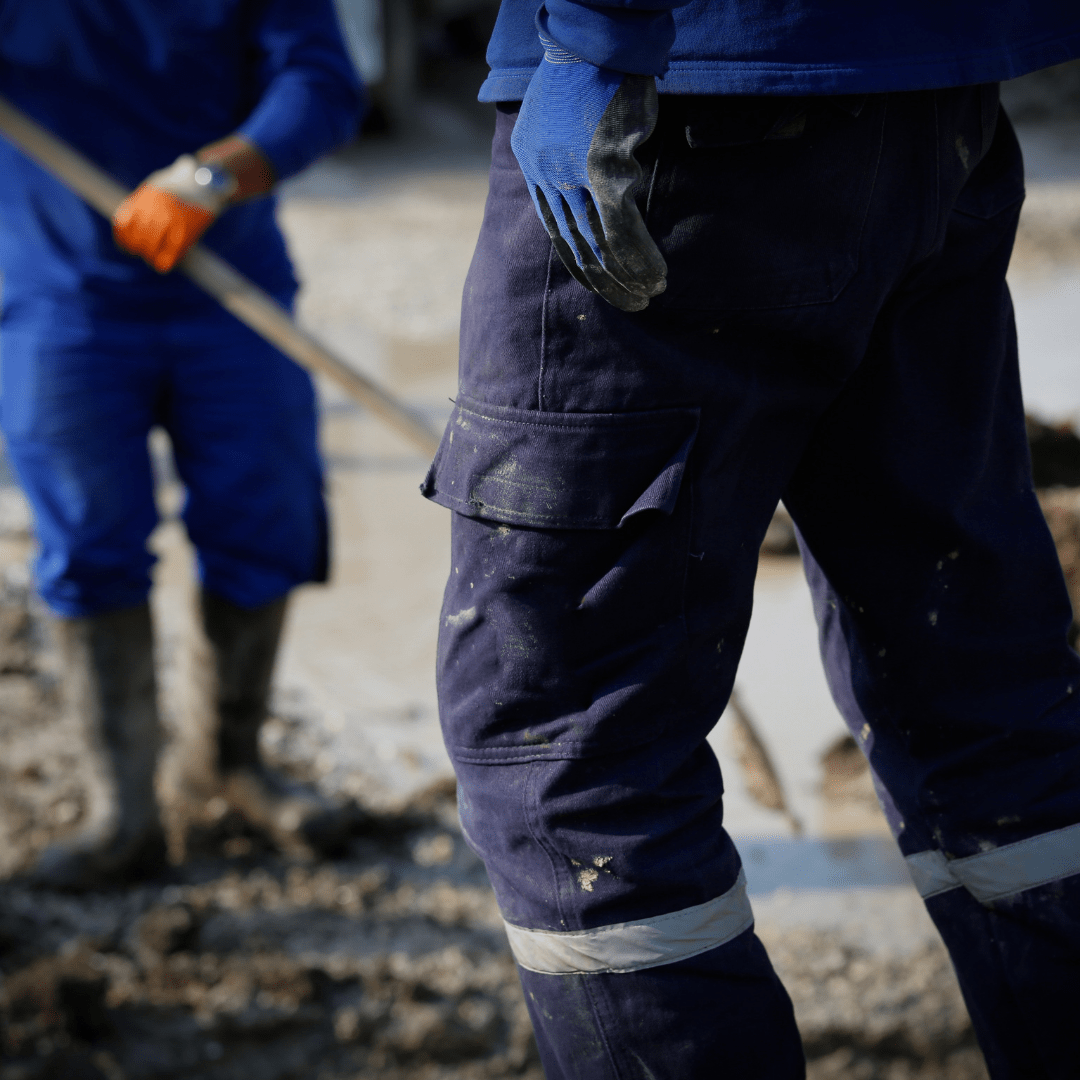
[{"xmin": 454, "ymin": 739, "xmax": 746, "ymax": 935}]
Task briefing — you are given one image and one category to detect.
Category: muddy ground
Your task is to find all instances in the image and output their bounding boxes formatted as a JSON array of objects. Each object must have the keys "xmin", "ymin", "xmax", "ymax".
[
  {"xmin": 0, "ymin": 513, "xmax": 1003, "ymax": 1080},
  {"xmin": 0, "ymin": 616, "xmax": 989, "ymax": 1080}
]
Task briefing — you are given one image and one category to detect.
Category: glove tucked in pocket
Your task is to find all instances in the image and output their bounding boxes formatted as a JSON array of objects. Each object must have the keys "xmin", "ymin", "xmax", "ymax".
[{"xmin": 510, "ymin": 29, "xmax": 667, "ymax": 313}]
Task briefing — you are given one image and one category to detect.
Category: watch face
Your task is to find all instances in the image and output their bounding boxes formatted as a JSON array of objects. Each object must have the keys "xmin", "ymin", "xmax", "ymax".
[
  {"xmin": 191, "ymin": 164, "xmax": 239, "ymax": 204},
  {"xmin": 194, "ymin": 165, "xmax": 228, "ymax": 192}
]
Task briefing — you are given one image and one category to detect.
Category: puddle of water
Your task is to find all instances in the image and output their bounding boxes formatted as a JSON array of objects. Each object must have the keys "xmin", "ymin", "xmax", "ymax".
[{"xmin": 738, "ymin": 836, "xmax": 911, "ymax": 895}]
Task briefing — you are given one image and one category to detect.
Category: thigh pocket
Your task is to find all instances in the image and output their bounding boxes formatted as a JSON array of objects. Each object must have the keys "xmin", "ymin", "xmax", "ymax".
[
  {"xmin": 645, "ymin": 95, "xmax": 884, "ymax": 311},
  {"xmin": 424, "ymin": 396, "xmax": 699, "ymax": 761}
]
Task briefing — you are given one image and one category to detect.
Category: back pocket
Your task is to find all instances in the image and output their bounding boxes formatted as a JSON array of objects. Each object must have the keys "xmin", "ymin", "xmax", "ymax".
[{"xmin": 645, "ymin": 95, "xmax": 884, "ymax": 311}]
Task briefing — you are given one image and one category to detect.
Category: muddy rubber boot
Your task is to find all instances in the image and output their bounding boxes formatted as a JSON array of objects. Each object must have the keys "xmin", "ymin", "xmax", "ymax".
[
  {"xmin": 201, "ymin": 590, "xmax": 351, "ymax": 858},
  {"xmin": 31, "ymin": 604, "xmax": 167, "ymax": 889}
]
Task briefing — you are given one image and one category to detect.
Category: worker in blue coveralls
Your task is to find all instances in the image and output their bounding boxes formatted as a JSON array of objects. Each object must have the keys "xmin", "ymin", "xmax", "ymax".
[
  {"xmin": 422, "ymin": 1, "xmax": 1080, "ymax": 1076},
  {"xmin": 0, "ymin": 1, "xmax": 364, "ymax": 888}
]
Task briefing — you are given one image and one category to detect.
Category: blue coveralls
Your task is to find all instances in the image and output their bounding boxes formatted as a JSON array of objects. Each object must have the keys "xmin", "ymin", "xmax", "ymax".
[
  {"xmin": 423, "ymin": 3, "xmax": 1080, "ymax": 1077},
  {"xmin": 0, "ymin": 0, "xmax": 363, "ymax": 617}
]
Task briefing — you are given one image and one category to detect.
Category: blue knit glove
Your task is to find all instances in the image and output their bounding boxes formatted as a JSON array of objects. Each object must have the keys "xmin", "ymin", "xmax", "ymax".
[{"xmin": 510, "ymin": 34, "xmax": 667, "ymax": 312}]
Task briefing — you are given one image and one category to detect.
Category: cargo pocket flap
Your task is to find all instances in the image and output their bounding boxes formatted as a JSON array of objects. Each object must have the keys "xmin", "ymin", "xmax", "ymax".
[{"xmin": 421, "ymin": 397, "xmax": 699, "ymax": 529}]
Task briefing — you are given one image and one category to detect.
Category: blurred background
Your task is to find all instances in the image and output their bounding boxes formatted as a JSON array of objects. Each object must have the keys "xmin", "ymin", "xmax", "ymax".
[{"xmin": 0, "ymin": 4, "xmax": 1077, "ymax": 1078}]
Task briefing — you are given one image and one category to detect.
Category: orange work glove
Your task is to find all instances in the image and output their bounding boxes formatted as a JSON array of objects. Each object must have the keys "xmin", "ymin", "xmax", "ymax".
[{"xmin": 112, "ymin": 155, "xmax": 237, "ymax": 273}]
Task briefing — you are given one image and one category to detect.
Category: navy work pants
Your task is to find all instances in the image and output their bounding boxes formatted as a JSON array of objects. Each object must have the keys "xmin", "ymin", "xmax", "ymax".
[
  {"xmin": 1, "ymin": 296, "xmax": 327, "ymax": 617},
  {"xmin": 425, "ymin": 86, "xmax": 1080, "ymax": 1078}
]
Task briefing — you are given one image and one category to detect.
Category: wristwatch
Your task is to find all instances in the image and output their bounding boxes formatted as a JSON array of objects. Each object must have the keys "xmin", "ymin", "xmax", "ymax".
[{"xmin": 193, "ymin": 162, "xmax": 238, "ymax": 202}]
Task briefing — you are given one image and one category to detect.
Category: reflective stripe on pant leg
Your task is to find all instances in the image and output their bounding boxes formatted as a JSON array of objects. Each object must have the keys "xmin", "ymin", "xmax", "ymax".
[
  {"xmin": 905, "ymin": 849, "xmax": 962, "ymax": 899},
  {"xmin": 907, "ymin": 820, "xmax": 1080, "ymax": 903},
  {"xmin": 504, "ymin": 869, "xmax": 754, "ymax": 975}
]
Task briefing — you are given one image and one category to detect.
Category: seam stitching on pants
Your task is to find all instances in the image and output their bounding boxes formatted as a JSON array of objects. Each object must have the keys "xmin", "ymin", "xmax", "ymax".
[
  {"xmin": 523, "ymin": 759, "xmax": 570, "ymax": 933},
  {"xmin": 927, "ymin": 92, "xmax": 942, "ymax": 263},
  {"xmin": 855, "ymin": 94, "xmax": 888, "ymax": 287},
  {"xmin": 581, "ymin": 956, "xmax": 631, "ymax": 1080},
  {"xmin": 538, "ymin": 244, "xmax": 554, "ymax": 410}
]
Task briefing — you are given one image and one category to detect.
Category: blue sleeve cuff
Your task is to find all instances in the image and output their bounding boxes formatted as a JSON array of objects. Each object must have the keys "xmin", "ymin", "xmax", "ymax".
[
  {"xmin": 538, "ymin": 0, "xmax": 690, "ymax": 75},
  {"xmin": 236, "ymin": 0, "xmax": 365, "ymax": 181}
]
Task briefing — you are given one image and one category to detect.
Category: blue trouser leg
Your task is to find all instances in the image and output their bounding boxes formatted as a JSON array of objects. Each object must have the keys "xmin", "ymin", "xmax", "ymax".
[
  {"xmin": 0, "ymin": 298, "xmax": 327, "ymax": 617},
  {"xmin": 430, "ymin": 84, "xmax": 1080, "ymax": 1078},
  {"xmin": 517, "ymin": 935, "xmax": 800, "ymax": 1080},
  {"xmin": 789, "ymin": 203, "xmax": 1080, "ymax": 1072},
  {"xmin": 784, "ymin": 95, "xmax": 1080, "ymax": 1072},
  {"xmin": 161, "ymin": 304, "xmax": 328, "ymax": 609},
  {"xmin": 0, "ymin": 304, "xmax": 161, "ymax": 616}
]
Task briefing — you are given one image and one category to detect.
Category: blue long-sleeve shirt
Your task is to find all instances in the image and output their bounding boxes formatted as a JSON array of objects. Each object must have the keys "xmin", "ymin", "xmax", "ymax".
[
  {"xmin": 0, "ymin": 0, "xmax": 363, "ymax": 313},
  {"xmin": 482, "ymin": 0, "xmax": 1080, "ymax": 101}
]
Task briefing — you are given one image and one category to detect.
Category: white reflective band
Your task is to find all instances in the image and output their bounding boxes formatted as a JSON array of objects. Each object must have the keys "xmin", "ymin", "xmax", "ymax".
[
  {"xmin": 503, "ymin": 869, "xmax": 754, "ymax": 975},
  {"xmin": 905, "ymin": 849, "xmax": 961, "ymax": 899},
  {"xmin": 906, "ymin": 821, "xmax": 1080, "ymax": 904}
]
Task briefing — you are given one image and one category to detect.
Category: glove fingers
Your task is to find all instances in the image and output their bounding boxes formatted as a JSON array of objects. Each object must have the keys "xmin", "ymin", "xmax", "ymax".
[
  {"xmin": 537, "ymin": 184, "xmax": 661, "ymax": 311},
  {"xmin": 533, "ymin": 187, "xmax": 598, "ymax": 293},
  {"xmin": 555, "ymin": 193, "xmax": 652, "ymax": 312},
  {"xmin": 585, "ymin": 75, "xmax": 667, "ymax": 296},
  {"xmin": 549, "ymin": 177, "xmax": 660, "ymax": 298},
  {"xmin": 581, "ymin": 190, "xmax": 667, "ymax": 299}
]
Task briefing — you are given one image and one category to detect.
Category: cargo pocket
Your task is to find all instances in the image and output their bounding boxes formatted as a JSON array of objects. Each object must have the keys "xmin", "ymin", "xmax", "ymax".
[
  {"xmin": 424, "ymin": 395, "xmax": 700, "ymax": 761},
  {"xmin": 423, "ymin": 396, "xmax": 699, "ymax": 528}
]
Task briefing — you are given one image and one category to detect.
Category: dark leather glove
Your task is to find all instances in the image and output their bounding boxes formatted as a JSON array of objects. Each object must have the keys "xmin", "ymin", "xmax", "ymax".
[{"xmin": 510, "ymin": 34, "xmax": 667, "ymax": 312}]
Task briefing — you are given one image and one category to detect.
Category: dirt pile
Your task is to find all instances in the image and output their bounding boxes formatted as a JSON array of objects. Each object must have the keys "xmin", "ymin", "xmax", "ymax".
[
  {"xmin": 0, "ymin": 533, "xmax": 539, "ymax": 1079},
  {"xmin": 777, "ymin": 933, "xmax": 987, "ymax": 1080},
  {"xmin": 0, "ymin": 779, "xmax": 540, "ymax": 1079}
]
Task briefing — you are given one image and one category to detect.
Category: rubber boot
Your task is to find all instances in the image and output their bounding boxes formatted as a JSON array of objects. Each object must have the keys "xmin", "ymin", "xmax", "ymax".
[
  {"xmin": 30, "ymin": 604, "xmax": 167, "ymax": 889},
  {"xmin": 201, "ymin": 590, "xmax": 350, "ymax": 858}
]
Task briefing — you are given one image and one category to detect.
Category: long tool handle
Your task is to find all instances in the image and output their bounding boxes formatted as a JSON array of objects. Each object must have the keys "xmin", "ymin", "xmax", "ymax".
[{"xmin": 0, "ymin": 95, "xmax": 442, "ymax": 457}]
